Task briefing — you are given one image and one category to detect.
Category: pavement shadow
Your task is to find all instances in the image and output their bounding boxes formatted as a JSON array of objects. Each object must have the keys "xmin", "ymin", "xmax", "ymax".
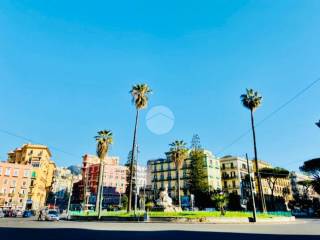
[{"xmin": 0, "ymin": 228, "xmax": 319, "ymax": 240}]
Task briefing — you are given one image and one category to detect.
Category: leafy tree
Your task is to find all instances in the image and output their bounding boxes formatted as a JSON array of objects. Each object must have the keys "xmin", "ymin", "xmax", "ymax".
[
  {"xmin": 128, "ymin": 84, "xmax": 152, "ymax": 212},
  {"xmin": 95, "ymin": 130, "xmax": 113, "ymax": 218},
  {"xmin": 211, "ymin": 192, "xmax": 229, "ymax": 215},
  {"xmin": 189, "ymin": 150, "xmax": 210, "ymax": 208},
  {"xmin": 300, "ymin": 158, "xmax": 320, "ymax": 194},
  {"xmin": 259, "ymin": 167, "xmax": 289, "ymax": 210},
  {"xmin": 227, "ymin": 192, "xmax": 241, "ymax": 210},
  {"xmin": 125, "ymin": 150, "xmax": 136, "ymax": 202},
  {"xmin": 145, "ymin": 201, "xmax": 154, "ymax": 212},
  {"xmin": 169, "ymin": 140, "xmax": 188, "ymax": 208},
  {"xmin": 190, "ymin": 134, "xmax": 202, "ymax": 150},
  {"xmin": 121, "ymin": 195, "xmax": 128, "ymax": 210},
  {"xmin": 46, "ymin": 191, "xmax": 55, "ymax": 205},
  {"xmin": 240, "ymin": 88, "xmax": 266, "ymax": 212},
  {"xmin": 297, "ymin": 180, "xmax": 313, "ymax": 200}
]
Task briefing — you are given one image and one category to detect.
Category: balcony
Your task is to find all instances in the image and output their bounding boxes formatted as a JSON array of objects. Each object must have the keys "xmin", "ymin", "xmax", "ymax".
[
  {"xmin": 223, "ymin": 185, "xmax": 240, "ymax": 190},
  {"xmin": 221, "ymin": 166, "xmax": 236, "ymax": 170},
  {"xmin": 221, "ymin": 174, "xmax": 238, "ymax": 180}
]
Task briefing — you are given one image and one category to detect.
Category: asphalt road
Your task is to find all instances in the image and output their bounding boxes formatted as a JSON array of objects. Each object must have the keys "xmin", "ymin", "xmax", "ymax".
[{"xmin": 0, "ymin": 217, "xmax": 319, "ymax": 240}]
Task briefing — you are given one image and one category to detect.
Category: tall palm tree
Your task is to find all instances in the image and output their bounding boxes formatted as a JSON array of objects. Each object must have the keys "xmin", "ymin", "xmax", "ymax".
[
  {"xmin": 95, "ymin": 130, "xmax": 113, "ymax": 219},
  {"xmin": 169, "ymin": 140, "xmax": 188, "ymax": 208},
  {"xmin": 240, "ymin": 89, "xmax": 267, "ymax": 213},
  {"xmin": 127, "ymin": 84, "xmax": 152, "ymax": 212}
]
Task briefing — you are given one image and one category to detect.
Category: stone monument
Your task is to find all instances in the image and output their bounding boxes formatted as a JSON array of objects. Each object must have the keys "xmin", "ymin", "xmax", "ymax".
[{"xmin": 155, "ymin": 187, "xmax": 181, "ymax": 212}]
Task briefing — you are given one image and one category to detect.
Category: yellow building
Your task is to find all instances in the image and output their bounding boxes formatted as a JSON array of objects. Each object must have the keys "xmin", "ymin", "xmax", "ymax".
[
  {"xmin": 253, "ymin": 160, "xmax": 293, "ymax": 208},
  {"xmin": 148, "ymin": 150, "xmax": 221, "ymax": 205},
  {"xmin": 252, "ymin": 160, "xmax": 273, "ymax": 195},
  {"xmin": 8, "ymin": 144, "xmax": 56, "ymax": 210},
  {"xmin": 219, "ymin": 155, "xmax": 253, "ymax": 196}
]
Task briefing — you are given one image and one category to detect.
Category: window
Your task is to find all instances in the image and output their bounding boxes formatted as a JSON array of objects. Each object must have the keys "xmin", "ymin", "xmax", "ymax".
[
  {"xmin": 222, "ymin": 164, "xmax": 225, "ymax": 170},
  {"xmin": 13, "ymin": 169, "xmax": 19, "ymax": 177},
  {"xmin": 12, "ymin": 180, "xmax": 16, "ymax": 187},
  {"xmin": 24, "ymin": 170, "xmax": 29, "ymax": 178},
  {"xmin": 5, "ymin": 168, "xmax": 11, "ymax": 176},
  {"xmin": 230, "ymin": 163, "xmax": 234, "ymax": 169},
  {"xmin": 232, "ymin": 180, "xmax": 236, "ymax": 188},
  {"xmin": 32, "ymin": 162, "xmax": 40, "ymax": 168},
  {"xmin": 4, "ymin": 179, "xmax": 8, "ymax": 185},
  {"xmin": 242, "ymin": 164, "xmax": 246, "ymax": 169}
]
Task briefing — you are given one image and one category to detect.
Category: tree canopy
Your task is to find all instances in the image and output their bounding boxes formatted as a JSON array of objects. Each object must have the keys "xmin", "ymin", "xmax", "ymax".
[
  {"xmin": 95, "ymin": 130, "xmax": 113, "ymax": 160},
  {"xmin": 169, "ymin": 140, "xmax": 188, "ymax": 169},
  {"xmin": 260, "ymin": 167, "xmax": 289, "ymax": 178},
  {"xmin": 240, "ymin": 88, "xmax": 262, "ymax": 111},
  {"xmin": 130, "ymin": 84, "xmax": 152, "ymax": 110},
  {"xmin": 259, "ymin": 167, "xmax": 290, "ymax": 210},
  {"xmin": 300, "ymin": 158, "xmax": 320, "ymax": 194}
]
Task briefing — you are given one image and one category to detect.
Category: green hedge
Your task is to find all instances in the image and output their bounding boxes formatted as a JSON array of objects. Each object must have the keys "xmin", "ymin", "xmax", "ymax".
[{"xmin": 70, "ymin": 210, "xmax": 291, "ymax": 219}]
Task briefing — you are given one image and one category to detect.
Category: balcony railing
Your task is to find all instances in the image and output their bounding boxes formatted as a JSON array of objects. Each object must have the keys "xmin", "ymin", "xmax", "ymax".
[
  {"xmin": 221, "ymin": 175, "xmax": 238, "ymax": 180},
  {"xmin": 221, "ymin": 166, "xmax": 236, "ymax": 170},
  {"xmin": 223, "ymin": 185, "xmax": 240, "ymax": 190}
]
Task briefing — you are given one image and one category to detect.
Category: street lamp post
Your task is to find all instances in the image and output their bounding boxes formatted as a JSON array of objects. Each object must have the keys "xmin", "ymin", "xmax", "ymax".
[
  {"xmin": 54, "ymin": 196, "xmax": 57, "ymax": 209},
  {"xmin": 66, "ymin": 177, "xmax": 75, "ymax": 215}
]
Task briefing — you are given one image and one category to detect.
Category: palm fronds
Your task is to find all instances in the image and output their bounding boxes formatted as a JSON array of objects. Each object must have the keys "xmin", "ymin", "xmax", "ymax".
[{"xmin": 240, "ymin": 88, "xmax": 262, "ymax": 111}]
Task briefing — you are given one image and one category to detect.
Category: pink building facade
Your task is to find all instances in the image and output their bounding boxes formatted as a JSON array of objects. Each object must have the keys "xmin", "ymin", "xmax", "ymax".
[{"xmin": 0, "ymin": 162, "xmax": 32, "ymax": 210}]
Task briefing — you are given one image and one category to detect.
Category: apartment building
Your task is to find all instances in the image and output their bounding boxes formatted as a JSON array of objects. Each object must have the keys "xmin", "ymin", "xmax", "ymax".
[
  {"xmin": 75, "ymin": 155, "xmax": 127, "ymax": 207},
  {"xmin": 0, "ymin": 162, "xmax": 32, "ymax": 210},
  {"xmin": 148, "ymin": 150, "xmax": 221, "ymax": 202},
  {"xmin": 219, "ymin": 155, "xmax": 253, "ymax": 196},
  {"xmin": 8, "ymin": 144, "xmax": 56, "ymax": 210},
  {"xmin": 252, "ymin": 160, "xmax": 292, "ymax": 199}
]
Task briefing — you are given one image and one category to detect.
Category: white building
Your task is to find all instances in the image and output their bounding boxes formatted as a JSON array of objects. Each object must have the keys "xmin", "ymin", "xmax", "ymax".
[
  {"xmin": 51, "ymin": 167, "xmax": 74, "ymax": 200},
  {"xmin": 135, "ymin": 165, "xmax": 147, "ymax": 191}
]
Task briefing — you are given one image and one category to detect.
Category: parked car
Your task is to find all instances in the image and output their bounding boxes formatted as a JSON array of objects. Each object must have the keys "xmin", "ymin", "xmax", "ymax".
[
  {"xmin": 45, "ymin": 210, "xmax": 60, "ymax": 221},
  {"xmin": 23, "ymin": 210, "xmax": 32, "ymax": 218}
]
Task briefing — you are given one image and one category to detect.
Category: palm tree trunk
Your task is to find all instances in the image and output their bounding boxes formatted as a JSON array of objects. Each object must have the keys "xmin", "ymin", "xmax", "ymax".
[
  {"xmin": 250, "ymin": 109, "xmax": 267, "ymax": 213},
  {"xmin": 128, "ymin": 109, "xmax": 139, "ymax": 213},
  {"xmin": 177, "ymin": 168, "xmax": 181, "ymax": 208},
  {"xmin": 98, "ymin": 162, "xmax": 105, "ymax": 219},
  {"xmin": 96, "ymin": 160, "xmax": 104, "ymax": 217}
]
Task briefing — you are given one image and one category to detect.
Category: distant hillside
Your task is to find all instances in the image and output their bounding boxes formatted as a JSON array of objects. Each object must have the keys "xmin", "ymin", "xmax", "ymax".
[{"xmin": 67, "ymin": 165, "xmax": 81, "ymax": 175}]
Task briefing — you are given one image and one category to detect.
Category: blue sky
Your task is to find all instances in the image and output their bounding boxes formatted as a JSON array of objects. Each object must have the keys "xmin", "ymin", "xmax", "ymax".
[{"xmin": 0, "ymin": 0, "xmax": 319, "ymax": 171}]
